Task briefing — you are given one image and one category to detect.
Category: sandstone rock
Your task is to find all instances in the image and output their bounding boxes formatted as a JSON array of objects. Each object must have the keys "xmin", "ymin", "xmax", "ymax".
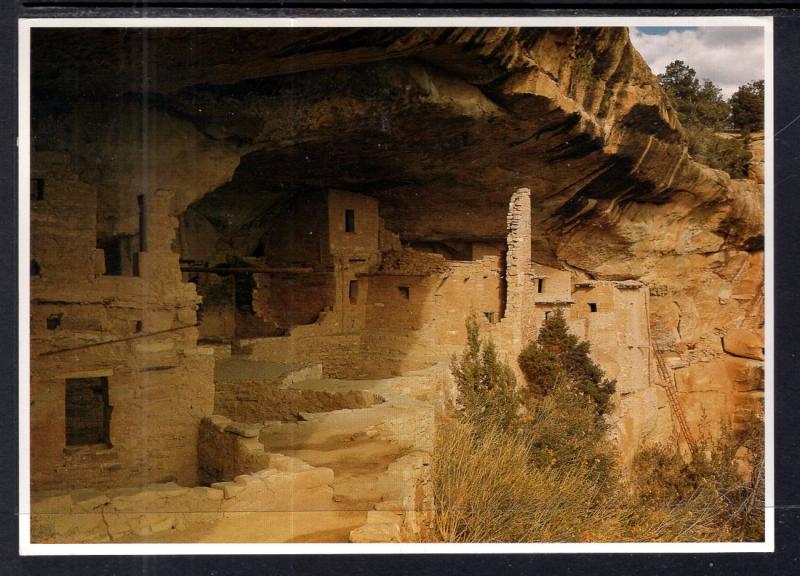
[
  {"xmin": 224, "ymin": 422, "xmax": 261, "ymax": 438},
  {"xmin": 31, "ymin": 511, "xmax": 109, "ymax": 544},
  {"xmin": 723, "ymin": 328, "xmax": 765, "ymax": 360},
  {"xmin": 267, "ymin": 453, "xmax": 313, "ymax": 472},
  {"xmin": 367, "ymin": 510, "xmax": 404, "ymax": 525},
  {"xmin": 71, "ymin": 489, "xmax": 110, "ymax": 512},
  {"xmin": 289, "ymin": 468, "xmax": 335, "ymax": 491},
  {"xmin": 211, "ymin": 481, "xmax": 245, "ymax": 500},
  {"xmin": 350, "ymin": 522, "xmax": 401, "ymax": 543},
  {"xmin": 31, "ymin": 493, "xmax": 73, "ymax": 514},
  {"xmin": 374, "ymin": 500, "xmax": 404, "ymax": 512}
]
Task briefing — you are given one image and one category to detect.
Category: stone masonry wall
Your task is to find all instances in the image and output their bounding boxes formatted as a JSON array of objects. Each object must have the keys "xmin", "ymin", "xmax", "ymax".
[
  {"xmin": 243, "ymin": 188, "xmax": 533, "ymax": 379},
  {"xmin": 30, "ymin": 152, "xmax": 215, "ymax": 491},
  {"xmin": 569, "ymin": 281, "xmax": 672, "ymax": 465},
  {"xmin": 31, "ymin": 445, "xmax": 334, "ymax": 543}
]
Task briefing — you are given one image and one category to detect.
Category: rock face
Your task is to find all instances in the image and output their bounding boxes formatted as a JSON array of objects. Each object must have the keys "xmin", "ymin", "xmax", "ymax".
[{"xmin": 30, "ymin": 27, "xmax": 764, "ymax": 472}]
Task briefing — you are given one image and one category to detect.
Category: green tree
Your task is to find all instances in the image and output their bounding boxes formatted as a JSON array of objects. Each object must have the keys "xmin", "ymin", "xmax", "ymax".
[
  {"xmin": 657, "ymin": 60, "xmax": 751, "ymax": 177},
  {"xmin": 450, "ymin": 314, "xmax": 519, "ymax": 430},
  {"xmin": 730, "ymin": 79, "xmax": 765, "ymax": 136},
  {"xmin": 658, "ymin": 61, "xmax": 729, "ymax": 131},
  {"xmin": 518, "ymin": 309, "xmax": 616, "ymax": 415}
]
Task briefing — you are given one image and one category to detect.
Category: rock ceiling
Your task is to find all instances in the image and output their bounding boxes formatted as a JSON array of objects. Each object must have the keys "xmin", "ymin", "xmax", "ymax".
[{"xmin": 31, "ymin": 27, "xmax": 762, "ymax": 278}]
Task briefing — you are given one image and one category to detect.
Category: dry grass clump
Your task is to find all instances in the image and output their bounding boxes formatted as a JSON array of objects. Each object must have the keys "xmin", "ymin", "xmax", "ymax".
[
  {"xmin": 631, "ymin": 415, "xmax": 765, "ymax": 542},
  {"xmin": 433, "ymin": 418, "xmax": 621, "ymax": 542}
]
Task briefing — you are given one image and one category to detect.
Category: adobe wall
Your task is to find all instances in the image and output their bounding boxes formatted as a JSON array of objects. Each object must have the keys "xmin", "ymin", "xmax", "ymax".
[
  {"xmin": 196, "ymin": 275, "xmax": 237, "ymax": 341},
  {"xmin": 359, "ymin": 256, "xmax": 509, "ymax": 375},
  {"xmin": 213, "ymin": 379, "xmax": 384, "ymax": 423},
  {"xmin": 531, "ymin": 263, "xmax": 574, "ymax": 330},
  {"xmin": 327, "ymin": 189, "xmax": 381, "ymax": 266},
  {"xmin": 31, "ymin": 444, "xmax": 335, "ymax": 543},
  {"xmin": 262, "ymin": 190, "xmax": 329, "ymax": 270},
  {"xmin": 243, "ymin": 188, "xmax": 532, "ymax": 379},
  {"xmin": 252, "ymin": 272, "xmax": 334, "ymax": 332},
  {"xmin": 569, "ymin": 280, "xmax": 672, "ymax": 464},
  {"xmin": 30, "ymin": 152, "xmax": 215, "ymax": 491},
  {"xmin": 194, "ymin": 190, "xmax": 381, "ymax": 344}
]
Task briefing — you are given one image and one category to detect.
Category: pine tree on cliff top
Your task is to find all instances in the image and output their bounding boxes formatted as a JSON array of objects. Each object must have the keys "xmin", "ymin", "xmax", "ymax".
[{"xmin": 518, "ymin": 309, "xmax": 616, "ymax": 415}]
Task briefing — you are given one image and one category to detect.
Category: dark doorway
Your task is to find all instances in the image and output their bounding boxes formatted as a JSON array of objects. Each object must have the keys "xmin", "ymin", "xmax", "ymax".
[
  {"xmin": 65, "ymin": 377, "xmax": 112, "ymax": 447},
  {"xmin": 349, "ymin": 279, "xmax": 359, "ymax": 304},
  {"xmin": 31, "ymin": 178, "xmax": 45, "ymax": 202}
]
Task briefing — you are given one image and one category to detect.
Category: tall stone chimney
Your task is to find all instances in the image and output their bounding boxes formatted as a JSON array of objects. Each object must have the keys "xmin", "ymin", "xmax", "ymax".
[{"xmin": 503, "ymin": 187, "xmax": 533, "ymax": 349}]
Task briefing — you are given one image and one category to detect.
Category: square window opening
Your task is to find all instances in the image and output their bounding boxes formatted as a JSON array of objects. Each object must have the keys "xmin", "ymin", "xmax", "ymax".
[
  {"xmin": 47, "ymin": 313, "xmax": 62, "ymax": 330},
  {"xmin": 99, "ymin": 235, "xmax": 138, "ymax": 277},
  {"xmin": 398, "ymin": 286, "xmax": 410, "ymax": 300},
  {"xmin": 65, "ymin": 377, "xmax": 112, "ymax": 447},
  {"xmin": 589, "ymin": 303, "xmax": 598, "ymax": 313},
  {"xmin": 345, "ymin": 209, "xmax": 356, "ymax": 233}
]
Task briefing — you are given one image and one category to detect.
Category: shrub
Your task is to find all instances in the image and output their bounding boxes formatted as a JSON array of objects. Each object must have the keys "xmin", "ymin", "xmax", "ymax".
[
  {"xmin": 523, "ymin": 383, "xmax": 618, "ymax": 491},
  {"xmin": 631, "ymin": 414, "xmax": 765, "ymax": 542},
  {"xmin": 687, "ymin": 126, "xmax": 752, "ymax": 178},
  {"xmin": 657, "ymin": 59, "xmax": 753, "ymax": 178},
  {"xmin": 730, "ymin": 80, "xmax": 765, "ymax": 136},
  {"xmin": 432, "ymin": 417, "xmax": 622, "ymax": 542},
  {"xmin": 450, "ymin": 313, "xmax": 519, "ymax": 431},
  {"xmin": 518, "ymin": 309, "xmax": 616, "ymax": 415},
  {"xmin": 433, "ymin": 317, "xmax": 765, "ymax": 543}
]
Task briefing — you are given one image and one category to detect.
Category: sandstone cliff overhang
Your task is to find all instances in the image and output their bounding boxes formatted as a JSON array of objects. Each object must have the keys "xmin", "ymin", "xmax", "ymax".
[{"xmin": 31, "ymin": 26, "xmax": 763, "ymax": 279}]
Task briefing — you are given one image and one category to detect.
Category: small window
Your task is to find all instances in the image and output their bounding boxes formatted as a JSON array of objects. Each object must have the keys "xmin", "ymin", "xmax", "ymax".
[
  {"xmin": 398, "ymin": 286, "xmax": 410, "ymax": 299},
  {"xmin": 345, "ymin": 209, "xmax": 355, "ymax": 233},
  {"xmin": 31, "ymin": 178, "xmax": 45, "ymax": 202},
  {"xmin": 349, "ymin": 280, "xmax": 359, "ymax": 304},
  {"xmin": 589, "ymin": 303, "xmax": 597, "ymax": 313},
  {"xmin": 483, "ymin": 311, "xmax": 497, "ymax": 324},
  {"xmin": 31, "ymin": 260, "xmax": 41, "ymax": 276},
  {"xmin": 65, "ymin": 377, "xmax": 111, "ymax": 447},
  {"xmin": 47, "ymin": 313, "xmax": 62, "ymax": 330},
  {"xmin": 537, "ymin": 278, "xmax": 544, "ymax": 294},
  {"xmin": 544, "ymin": 311, "xmax": 551, "ymax": 320},
  {"xmin": 134, "ymin": 320, "xmax": 143, "ymax": 333}
]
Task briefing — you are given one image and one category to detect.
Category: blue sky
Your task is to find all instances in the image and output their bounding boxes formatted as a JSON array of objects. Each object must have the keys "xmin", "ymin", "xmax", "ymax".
[
  {"xmin": 636, "ymin": 27, "xmax": 698, "ymax": 36},
  {"xmin": 629, "ymin": 26, "xmax": 764, "ymax": 98}
]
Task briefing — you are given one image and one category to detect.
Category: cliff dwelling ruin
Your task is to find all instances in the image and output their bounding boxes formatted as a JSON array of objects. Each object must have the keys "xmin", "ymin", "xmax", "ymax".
[{"xmin": 27, "ymin": 26, "xmax": 765, "ymax": 544}]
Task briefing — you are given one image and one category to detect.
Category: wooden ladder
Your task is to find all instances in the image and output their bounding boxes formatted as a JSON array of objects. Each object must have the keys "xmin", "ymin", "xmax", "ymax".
[{"xmin": 651, "ymin": 341, "xmax": 697, "ymax": 451}]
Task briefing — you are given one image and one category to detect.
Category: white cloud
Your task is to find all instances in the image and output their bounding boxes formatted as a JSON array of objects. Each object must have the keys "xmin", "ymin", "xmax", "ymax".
[{"xmin": 629, "ymin": 27, "xmax": 764, "ymax": 98}]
